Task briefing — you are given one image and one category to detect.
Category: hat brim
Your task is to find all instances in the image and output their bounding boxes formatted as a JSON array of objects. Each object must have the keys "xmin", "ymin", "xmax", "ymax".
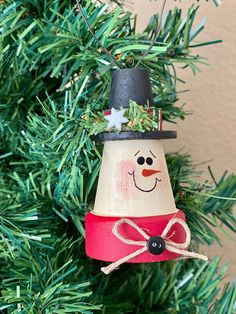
[{"xmin": 92, "ymin": 130, "xmax": 177, "ymax": 142}]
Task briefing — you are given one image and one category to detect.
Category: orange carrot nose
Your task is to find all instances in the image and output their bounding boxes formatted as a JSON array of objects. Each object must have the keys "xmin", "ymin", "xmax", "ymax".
[{"xmin": 142, "ymin": 169, "xmax": 161, "ymax": 177}]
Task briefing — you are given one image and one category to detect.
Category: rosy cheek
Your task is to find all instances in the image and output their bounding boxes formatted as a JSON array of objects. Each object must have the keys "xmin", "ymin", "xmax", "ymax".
[{"xmin": 116, "ymin": 160, "xmax": 136, "ymax": 200}]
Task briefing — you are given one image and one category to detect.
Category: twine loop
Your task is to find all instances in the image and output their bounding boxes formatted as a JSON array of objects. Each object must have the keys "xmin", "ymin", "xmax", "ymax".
[{"xmin": 101, "ymin": 217, "xmax": 208, "ymax": 274}]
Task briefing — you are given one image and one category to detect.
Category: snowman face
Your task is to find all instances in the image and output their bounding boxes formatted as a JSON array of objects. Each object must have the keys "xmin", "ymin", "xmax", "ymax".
[
  {"xmin": 115, "ymin": 141, "xmax": 167, "ymax": 201},
  {"xmin": 93, "ymin": 139, "xmax": 177, "ymax": 217},
  {"xmin": 128, "ymin": 149, "xmax": 162, "ymax": 193}
]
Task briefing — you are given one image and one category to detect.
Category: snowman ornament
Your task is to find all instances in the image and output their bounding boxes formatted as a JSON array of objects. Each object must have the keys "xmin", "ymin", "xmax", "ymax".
[{"xmin": 85, "ymin": 68, "xmax": 207, "ymax": 274}]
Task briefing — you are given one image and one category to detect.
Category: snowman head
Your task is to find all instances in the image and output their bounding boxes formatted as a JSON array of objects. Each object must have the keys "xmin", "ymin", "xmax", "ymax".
[{"xmin": 93, "ymin": 139, "xmax": 177, "ymax": 217}]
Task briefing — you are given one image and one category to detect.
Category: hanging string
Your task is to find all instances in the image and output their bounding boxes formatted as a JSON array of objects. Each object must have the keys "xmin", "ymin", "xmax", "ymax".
[
  {"xmin": 135, "ymin": 0, "xmax": 167, "ymax": 68},
  {"xmin": 76, "ymin": 1, "xmax": 122, "ymax": 68}
]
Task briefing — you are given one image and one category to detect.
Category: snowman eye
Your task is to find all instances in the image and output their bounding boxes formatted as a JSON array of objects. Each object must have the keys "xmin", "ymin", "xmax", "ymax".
[
  {"xmin": 137, "ymin": 156, "xmax": 145, "ymax": 165},
  {"xmin": 146, "ymin": 157, "xmax": 153, "ymax": 165}
]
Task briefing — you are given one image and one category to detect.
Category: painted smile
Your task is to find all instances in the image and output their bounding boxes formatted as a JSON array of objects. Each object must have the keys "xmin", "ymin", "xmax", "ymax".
[{"xmin": 128, "ymin": 170, "xmax": 162, "ymax": 193}]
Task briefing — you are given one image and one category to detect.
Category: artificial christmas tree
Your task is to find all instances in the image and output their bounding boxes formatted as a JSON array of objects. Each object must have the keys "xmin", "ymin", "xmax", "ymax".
[{"xmin": 0, "ymin": 0, "xmax": 236, "ymax": 313}]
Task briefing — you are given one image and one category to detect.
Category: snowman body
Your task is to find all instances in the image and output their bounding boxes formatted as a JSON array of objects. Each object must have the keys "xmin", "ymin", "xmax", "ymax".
[{"xmin": 85, "ymin": 139, "xmax": 187, "ymax": 263}]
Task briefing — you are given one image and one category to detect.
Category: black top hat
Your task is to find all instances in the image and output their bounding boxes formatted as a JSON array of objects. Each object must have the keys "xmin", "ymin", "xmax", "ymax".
[{"xmin": 93, "ymin": 68, "xmax": 177, "ymax": 142}]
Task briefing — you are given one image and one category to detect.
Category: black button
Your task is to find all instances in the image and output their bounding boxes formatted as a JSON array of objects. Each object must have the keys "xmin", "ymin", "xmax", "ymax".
[{"xmin": 147, "ymin": 236, "xmax": 165, "ymax": 255}]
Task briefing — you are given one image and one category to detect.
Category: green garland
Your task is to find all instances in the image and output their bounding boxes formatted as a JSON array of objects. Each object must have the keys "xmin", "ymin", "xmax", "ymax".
[{"xmin": 82, "ymin": 100, "xmax": 160, "ymax": 134}]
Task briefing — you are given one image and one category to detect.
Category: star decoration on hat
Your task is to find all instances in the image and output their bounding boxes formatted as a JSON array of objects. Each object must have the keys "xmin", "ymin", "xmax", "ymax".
[{"xmin": 105, "ymin": 108, "xmax": 129, "ymax": 131}]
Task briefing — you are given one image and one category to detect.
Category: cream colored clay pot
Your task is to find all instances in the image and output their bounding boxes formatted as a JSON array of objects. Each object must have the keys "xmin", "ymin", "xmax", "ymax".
[{"xmin": 93, "ymin": 139, "xmax": 177, "ymax": 217}]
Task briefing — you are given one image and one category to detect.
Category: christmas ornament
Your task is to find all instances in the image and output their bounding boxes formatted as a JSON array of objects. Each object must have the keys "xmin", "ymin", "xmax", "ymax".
[{"xmin": 85, "ymin": 68, "xmax": 208, "ymax": 274}]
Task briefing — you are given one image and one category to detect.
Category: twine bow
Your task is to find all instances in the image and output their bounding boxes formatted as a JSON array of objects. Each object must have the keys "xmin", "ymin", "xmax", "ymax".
[{"xmin": 101, "ymin": 217, "xmax": 208, "ymax": 274}]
